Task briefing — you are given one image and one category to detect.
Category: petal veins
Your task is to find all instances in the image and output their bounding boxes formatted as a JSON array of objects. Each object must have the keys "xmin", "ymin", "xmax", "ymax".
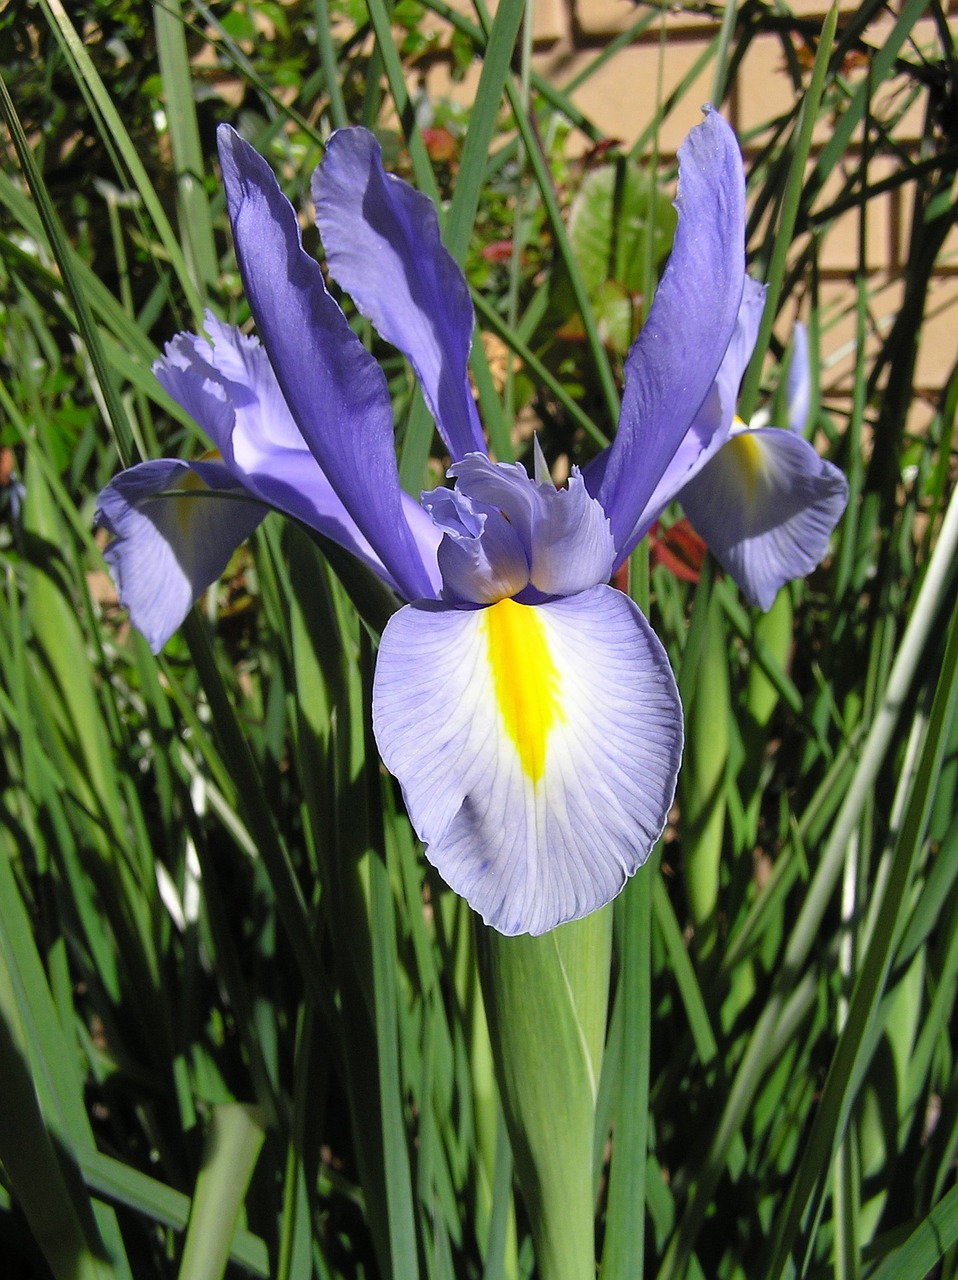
[{"xmin": 372, "ymin": 586, "xmax": 683, "ymax": 934}]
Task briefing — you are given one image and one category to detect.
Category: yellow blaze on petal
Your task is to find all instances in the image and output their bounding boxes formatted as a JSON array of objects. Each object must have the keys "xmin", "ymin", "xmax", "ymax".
[
  {"xmin": 727, "ymin": 431, "xmax": 763, "ymax": 500},
  {"xmin": 483, "ymin": 597, "xmax": 562, "ymax": 783},
  {"xmin": 174, "ymin": 452, "xmax": 223, "ymax": 536}
]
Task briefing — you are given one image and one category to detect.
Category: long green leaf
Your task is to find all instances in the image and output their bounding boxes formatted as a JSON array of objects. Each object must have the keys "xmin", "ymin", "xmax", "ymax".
[{"xmin": 177, "ymin": 1104, "xmax": 266, "ymax": 1280}]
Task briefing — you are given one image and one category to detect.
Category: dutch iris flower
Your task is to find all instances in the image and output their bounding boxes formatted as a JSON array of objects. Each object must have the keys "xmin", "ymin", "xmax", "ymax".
[{"xmin": 96, "ymin": 110, "xmax": 845, "ymax": 936}]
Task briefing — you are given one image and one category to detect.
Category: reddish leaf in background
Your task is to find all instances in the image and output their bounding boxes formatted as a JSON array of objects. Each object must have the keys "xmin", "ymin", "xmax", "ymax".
[
  {"xmin": 613, "ymin": 520, "xmax": 706, "ymax": 591},
  {"xmin": 421, "ymin": 127, "xmax": 457, "ymax": 164},
  {"xmin": 480, "ymin": 240, "xmax": 514, "ymax": 264},
  {"xmin": 650, "ymin": 518, "xmax": 706, "ymax": 582}
]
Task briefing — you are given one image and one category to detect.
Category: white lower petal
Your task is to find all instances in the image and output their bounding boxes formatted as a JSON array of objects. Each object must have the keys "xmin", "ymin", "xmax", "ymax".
[{"xmin": 372, "ymin": 586, "xmax": 683, "ymax": 936}]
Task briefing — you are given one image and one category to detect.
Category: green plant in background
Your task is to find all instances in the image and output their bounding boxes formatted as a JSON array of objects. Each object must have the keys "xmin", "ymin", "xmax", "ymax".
[{"xmin": 2, "ymin": 2, "xmax": 958, "ymax": 1280}]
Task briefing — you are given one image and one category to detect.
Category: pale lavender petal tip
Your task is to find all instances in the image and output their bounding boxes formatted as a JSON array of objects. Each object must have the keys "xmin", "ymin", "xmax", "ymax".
[{"xmin": 423, "ymin": 485, "xmax": 530, "ymax": 604}]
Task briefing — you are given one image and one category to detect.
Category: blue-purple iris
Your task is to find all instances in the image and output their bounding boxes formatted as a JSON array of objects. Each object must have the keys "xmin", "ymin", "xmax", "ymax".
[{"xmin": 96, "ymin": 111, "xmax": 846, "ymax": 935}]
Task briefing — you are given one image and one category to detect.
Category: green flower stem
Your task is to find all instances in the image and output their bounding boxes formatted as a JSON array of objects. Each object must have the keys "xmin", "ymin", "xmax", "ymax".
[
  {"xmin": 478, "ymin": 909, "xmax": 612, "ymax": 1280},
  {"xmin": 600, "ymin": 866, "xmax": 654, "ymax": 1280},
  {"xmin": 679, "ymin": 576, "xmax": 730, "ymax": 956},
  {"xmin": 742, "ymin": 589, "xmax": 793, "ymax": 845},
  {"xmin": 744, "ymin": 590, "xmax": 792, "ymax": 757}
]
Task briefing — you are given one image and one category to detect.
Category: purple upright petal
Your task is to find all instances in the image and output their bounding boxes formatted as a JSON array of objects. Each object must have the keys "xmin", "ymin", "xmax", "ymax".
[
  {"xmin": 95, "ymin": 458, "xmax": 265, "ymax": 652},
  {"xmin": 217, "ymin": 124, "xmax": 436, "ymax": 602},
  {"xmin": 313, "ymin": 128, "xmax": 485, "ymax": 461},
  {"xmin": 700, "ymin": 275, "xmax": 767, "ymax": 450},
  {"xmin": 679, "ymin": 426, "xmax": 848, "ymax": 610},
  {"xmin": 596, "ymin": 109, "xmax": 746, "ymax": 563},
  {"xmin": 155, "ymin": 316, "xmax": 441, "ymax": 596},
  {"xmin": 596, "ymin": 276, "xmax": 767, "ymax": 550}
]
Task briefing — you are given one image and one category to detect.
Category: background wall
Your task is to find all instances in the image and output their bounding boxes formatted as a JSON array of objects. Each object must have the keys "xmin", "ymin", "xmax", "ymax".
[{"xmin": 420, "ymin": 0, "xmax": 958, "ymax": 437}]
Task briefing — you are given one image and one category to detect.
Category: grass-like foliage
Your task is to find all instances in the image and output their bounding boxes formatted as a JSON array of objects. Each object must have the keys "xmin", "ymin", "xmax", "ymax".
[{"xmin": 2, "ymin": 1, "xmax": 958, "ymax": 1276}]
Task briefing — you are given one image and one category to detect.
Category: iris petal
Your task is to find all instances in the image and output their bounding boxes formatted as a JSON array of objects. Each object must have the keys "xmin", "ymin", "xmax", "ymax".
[
  {"xmin": 603, "ymin": 276, "xmax": 767, "ymax": 550},
  {"xmin": 372, "ymin": 586, "xmax": 683, "ymax": 935},
  {"xmin": 95, "ymin": 458, "xmax": 264, "ymax": 652},
  {"xmin": 155, "ymin": 316, "xmax": 440, "ymax": 593},
  {"xmin": 217, "ymin": 124, "xmax": 438, "ymax": 601},
  {"xmin": 526, "ymin": 469, "xmax": 616, "ymax": 596},
  {"xmin": 446, "ymin": 453, "xmax": 616, "ymax": 597},
  {"xmin": 679, "ymin": 426, "xmax": 848, "ymax": 609},
  {"xmin": 156, "ymin": 314, "xmax": 305, "ymax": 459},
  {"xmin": 595, "ymin": 109, "xmax": 745, "ymax": 563},
  {"xmin": 706, "ymin": 275, "xmax": 768, "ymax": 441},
  {"xmin": 423, "ymin": 487, "xmax": 530, "ymax": 604},
  {"xmin": 313, "ymin": 128, "xmax": 485, "ymax": 461}
]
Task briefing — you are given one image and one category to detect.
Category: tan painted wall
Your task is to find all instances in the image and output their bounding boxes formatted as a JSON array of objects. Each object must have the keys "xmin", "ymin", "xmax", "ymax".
[{"xmin": 420, "ymin": 1, "xmax": 958, "ymax": 434}]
